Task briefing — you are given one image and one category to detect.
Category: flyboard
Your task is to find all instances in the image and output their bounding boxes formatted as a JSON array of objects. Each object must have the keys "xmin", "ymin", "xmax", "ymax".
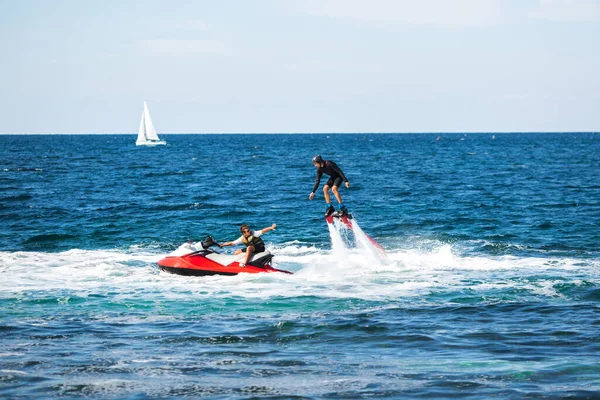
[{"xmin": 325, "ymin": 210, "xmax": 385, "ymax": 253}]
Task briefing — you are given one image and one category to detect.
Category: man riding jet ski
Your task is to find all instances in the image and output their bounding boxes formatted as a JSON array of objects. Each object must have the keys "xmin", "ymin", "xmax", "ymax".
[
  {"xmin": 158, "ymin": 235, "xmax": 292, "ymax": 277},
  {"xmin": 219, "ymin": 223, "xmax": 276, "ymax": 267}
]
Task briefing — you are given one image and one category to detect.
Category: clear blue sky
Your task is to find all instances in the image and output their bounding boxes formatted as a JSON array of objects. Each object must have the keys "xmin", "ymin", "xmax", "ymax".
[{"xmin": 1, "ymin": 0, "xmax": 598, "ymax": 133}]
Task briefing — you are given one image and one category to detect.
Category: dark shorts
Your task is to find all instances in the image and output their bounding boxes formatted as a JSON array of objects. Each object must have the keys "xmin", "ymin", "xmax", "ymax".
[
  {"xmin": 325, "ymin": 176, "xmax": 343, "ymax": 188},
  {"xmin": 242, "ymin": 243, "xmax": 265, "ymax": 253}
]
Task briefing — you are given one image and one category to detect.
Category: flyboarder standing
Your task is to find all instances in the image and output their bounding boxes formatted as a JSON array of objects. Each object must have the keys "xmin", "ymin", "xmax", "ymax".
[{"xmin": 308, "ymin": 155, "xmax": 350, "ymax": 217}]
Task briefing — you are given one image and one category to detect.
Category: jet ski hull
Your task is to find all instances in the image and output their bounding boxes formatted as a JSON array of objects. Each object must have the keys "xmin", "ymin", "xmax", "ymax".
[
  {"xmin": 158, "ymin": 250, "xmax": 292, "ymax": 277},
  {"xmin": 159, "ymin": 265, "xmax": 238, "ymax": 277}
]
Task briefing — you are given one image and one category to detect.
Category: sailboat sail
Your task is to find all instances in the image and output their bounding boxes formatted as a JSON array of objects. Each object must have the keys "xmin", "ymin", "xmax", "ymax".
[
  {"xmin": 143, "ymin": 102, "xmax": 159, "ymax": 141},
  {"xmin": 136, "ymin": 101, "xmax": 166, "ymax": 146},
  {"xmin": 137, "ymin": 111, "xmax": 146, "ymax": 143}
]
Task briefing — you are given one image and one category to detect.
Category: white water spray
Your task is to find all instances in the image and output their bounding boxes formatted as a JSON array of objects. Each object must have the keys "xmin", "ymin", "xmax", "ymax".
[
  {"xmin": 327, "ymin": 217, "xmax": 388, "ymax": 268},
  {"xmin": 327, "ymin": 221, "xmax": 352, "ymax": 268},
  {"xmin": 350, "ymin": 219, "xmax": 389, "ymax": 265}
]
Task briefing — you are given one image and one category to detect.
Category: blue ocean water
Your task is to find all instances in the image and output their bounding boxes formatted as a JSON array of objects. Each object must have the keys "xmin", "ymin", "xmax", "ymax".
[{"xmin": 1, "ymin": 133, "xmax": 599, "ymax": 399}]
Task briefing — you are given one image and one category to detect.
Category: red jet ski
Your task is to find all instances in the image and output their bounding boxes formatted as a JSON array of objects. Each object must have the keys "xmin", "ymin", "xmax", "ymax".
[{"xmin": 158, "ymin": 236, "xmax": 293, "ymax": 277}]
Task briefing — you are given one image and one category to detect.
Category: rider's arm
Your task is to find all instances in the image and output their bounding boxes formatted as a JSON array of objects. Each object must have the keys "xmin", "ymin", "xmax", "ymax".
[
  {"xmin": 260, "ymin": 224, "xmax": 276, "ymax": 235},
  {"xmin": 221, "ymin": 237, "xmax": 243, "ymax": 247},
  {"xmin": 311, "ymin": 170, "xmax": 323, "ymax": 193}
]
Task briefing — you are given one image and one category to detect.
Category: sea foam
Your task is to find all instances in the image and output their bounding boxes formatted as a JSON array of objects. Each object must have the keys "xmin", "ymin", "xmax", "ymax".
[{"xmin": 1, "ymin": 235, "xmax": 597, "ymax": 305}]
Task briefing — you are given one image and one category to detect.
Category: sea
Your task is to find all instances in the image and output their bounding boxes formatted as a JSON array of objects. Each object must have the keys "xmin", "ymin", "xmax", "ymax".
[{"xmin": 1, "ymin": 132, "xmax": 599, "ymax": 399}]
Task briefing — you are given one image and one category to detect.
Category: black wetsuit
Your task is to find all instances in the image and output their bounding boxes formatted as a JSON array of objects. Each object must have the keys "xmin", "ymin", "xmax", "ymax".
[{"xmin": 312, "ymin": 160, "xmax": 348, "ymax": 193}]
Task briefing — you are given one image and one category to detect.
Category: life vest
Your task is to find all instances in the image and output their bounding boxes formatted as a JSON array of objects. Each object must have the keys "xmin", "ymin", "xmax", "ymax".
[{"xmin": 241, "ymin": 232, "xmax": 264, "ymax": 248}]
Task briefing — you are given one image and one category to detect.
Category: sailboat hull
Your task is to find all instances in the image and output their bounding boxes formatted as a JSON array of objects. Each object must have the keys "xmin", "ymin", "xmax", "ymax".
[{"xmin": 136, "ymin": 140, "xmax": 167, "ymax": 146}]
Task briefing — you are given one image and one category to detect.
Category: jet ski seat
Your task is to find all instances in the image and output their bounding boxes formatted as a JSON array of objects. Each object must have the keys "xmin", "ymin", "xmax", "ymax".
[{"xmin": 204, "ymin": 251, "xmax": 273, "ymax": 267}]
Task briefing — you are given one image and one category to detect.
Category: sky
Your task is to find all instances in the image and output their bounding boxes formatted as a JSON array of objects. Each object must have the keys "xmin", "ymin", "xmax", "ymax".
[{"xmin": 0, "ymin": 0, "xmax": 599, "ymax": 134}]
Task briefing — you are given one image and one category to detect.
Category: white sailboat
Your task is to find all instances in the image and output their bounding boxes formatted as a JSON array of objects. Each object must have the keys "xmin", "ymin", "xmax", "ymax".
[{"xmin": 136, "ymin": 101, "xmax": 166, "ymax": 146}]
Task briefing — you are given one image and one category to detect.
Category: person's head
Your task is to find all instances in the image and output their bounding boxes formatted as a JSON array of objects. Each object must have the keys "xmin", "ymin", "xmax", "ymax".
[
  {"xmin": 312, "ymin": 154, "xmax": 323, "ymax": 167},
  {"xmin": 240, "ymin": 224, "xmax": 252, "ymax": 237}
]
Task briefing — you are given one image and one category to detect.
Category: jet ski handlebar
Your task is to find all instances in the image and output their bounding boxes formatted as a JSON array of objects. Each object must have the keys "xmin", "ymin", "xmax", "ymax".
[{"xmin": 201, "ymin": 235, "xmax": 221, "ymax": 249}]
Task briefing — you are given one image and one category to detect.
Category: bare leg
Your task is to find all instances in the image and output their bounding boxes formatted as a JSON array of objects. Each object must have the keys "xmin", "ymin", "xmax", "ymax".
[
  {"xmin": 234, "ymin": 249, "xmax": 243, "ymax": 255},
  {"xmin": 323, "ymin": 185, "xmax": 331, "ymax": 204},
  {"xmin": 243, "ymin": 246, "xmax": 255, "ymax": 265},
  {"xmin": 331, "ymin": 185, "xmax": 343, "ymax": 204}
]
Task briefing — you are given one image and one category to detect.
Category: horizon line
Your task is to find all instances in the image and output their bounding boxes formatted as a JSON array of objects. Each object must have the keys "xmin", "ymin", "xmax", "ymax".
[{"xmin": 0, "ymin": 131, "xmax": 598, "ymax": 135}]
